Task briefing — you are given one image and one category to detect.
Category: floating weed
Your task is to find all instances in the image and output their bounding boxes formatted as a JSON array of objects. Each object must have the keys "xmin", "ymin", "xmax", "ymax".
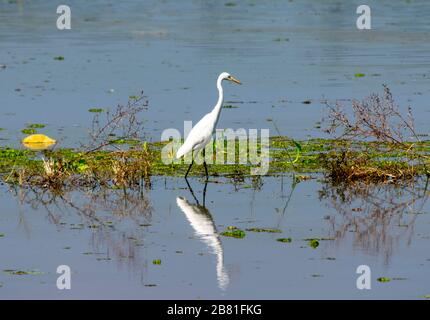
[
  {"xmin": 224, "ymin": 2, "xmax": 236, "ymax": 6},
  {"xmin": 27, "ymin": 123, "xmax": 45, "ymax": 129},
  {"xmin": 221, "ymin": 227, "xmax": 246, "ymax": 239},
  {"xmin": 109, "ymin": 138, "xmax": 140, "ymax": 145},
  {"xmin": 54, "ymin": 56, "xmax": 65, "ymax": 61},
  {"xmin": 0, "ymin": 233, "xmax": 4, "ymax": 238},
  {"xmin": 354, "ymin": 73, "xmax": 365, "ymax": 78},
  {"xmin": 88, "ymin": 108, "xmax": 104, "ymax": 113},
  {"xmin": 422, "ymin": 294, "xmax": 430, "ymax": 299},
  {"xmin": 21, "ymin": 128, "xmax": 37, "ymax": 135},
  {"xmin": 223, "ymin": 105, "xmax": 239, "ymax": 109},
  {"xmin": 274, "ymin": 37, "xmax": 289, "ymax": 42},
  {"xmin": 1, "ymin": 136, "xmax": 430, "ymax": 186},
  {"xmin": 152, "ymin": 259, "xmax": 162, "ymax": 265},
  {"xmin": 277, "ymin": 238, "xmax": 292, "ymax": 243},
  {"xmin": 246, "ymin": 227, "xmax": 282, "ymax": 233},
  {"xmin": 377, "ymin": 277, "xmax": 391, "ymax": 283},
  {"xmin": 3, "ymin": 269, "xmax": 44, "ymax": 276},
  {"xmin": 308, "ymin": 239, "xmax": 320, "ymax": 249}
]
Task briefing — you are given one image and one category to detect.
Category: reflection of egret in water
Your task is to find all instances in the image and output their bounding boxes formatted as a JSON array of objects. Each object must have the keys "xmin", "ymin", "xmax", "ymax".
[{"xmin": 176, "ymin": 181, "xmax": 229, "ymax": 290}]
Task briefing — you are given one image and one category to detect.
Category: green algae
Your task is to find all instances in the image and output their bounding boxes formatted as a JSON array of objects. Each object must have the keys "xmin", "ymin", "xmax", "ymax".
[
  {"xmin": 3, "ymin": 269, "xmax": 44, "ymax": 276},
  {"xmin": 308, "ymin": 239, "xmax": 319, "ymax": 249},
  {"xmin": 220, "ymin": 226, "xmax": 246, "ymax": 239},
  {"xmin": 27, "ymin": 123, "xmax": 45, "ymax": 129},
  {"xmin": 246, "ymin": 227, "xmax": 282, "ymax": 233},
  {"xmin": 21, "ymin": 128, "xmax": 37, "ymax": 135},
  {"xmin": 0, "ymin": 137, "xmax": 429, "ymax": 188}
]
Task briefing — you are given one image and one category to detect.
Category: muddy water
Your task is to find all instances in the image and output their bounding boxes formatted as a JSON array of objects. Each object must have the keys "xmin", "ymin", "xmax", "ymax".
[{"xmin": 1, "ymin": 1, "xmax": 430, "ymax": 299}]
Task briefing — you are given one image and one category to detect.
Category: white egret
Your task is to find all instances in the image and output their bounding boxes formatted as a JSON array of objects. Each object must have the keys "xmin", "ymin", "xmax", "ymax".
[{"xmin": 176, "ymin": 72, "xmax": 241, "ymax": 179}]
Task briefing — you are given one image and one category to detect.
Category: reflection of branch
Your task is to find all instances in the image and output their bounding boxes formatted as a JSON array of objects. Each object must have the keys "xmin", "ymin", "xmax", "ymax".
[
  {"xmin": 10, "ymin": 184, "xmax": 152, "ymax": 271},
  {"xmin": 319, "ymin": 179, "xmax": 428, "ymax": 264}
]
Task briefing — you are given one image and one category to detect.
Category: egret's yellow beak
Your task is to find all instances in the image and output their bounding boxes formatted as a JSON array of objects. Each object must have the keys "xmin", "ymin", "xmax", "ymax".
[{"xmin": 228, "ymin": 75, "xmax": 241, "ymax": 85}]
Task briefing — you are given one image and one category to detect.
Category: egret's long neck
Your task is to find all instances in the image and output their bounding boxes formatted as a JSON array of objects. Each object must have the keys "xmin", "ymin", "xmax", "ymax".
[{"xmin": 211, "ymin": 77, "xmax": 224, "ymax": 122}]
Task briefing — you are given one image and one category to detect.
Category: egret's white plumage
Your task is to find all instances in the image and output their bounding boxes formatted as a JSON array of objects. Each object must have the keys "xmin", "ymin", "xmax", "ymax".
[{"xmin": 176, "ymin": 72, "xmax": 241, "ymax": 164}]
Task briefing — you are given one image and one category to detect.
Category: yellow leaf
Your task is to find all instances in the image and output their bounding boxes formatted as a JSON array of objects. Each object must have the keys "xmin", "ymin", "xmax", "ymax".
[{"xmin": 22, "ymin": 134, "xmax": 56, "ymax": 150}]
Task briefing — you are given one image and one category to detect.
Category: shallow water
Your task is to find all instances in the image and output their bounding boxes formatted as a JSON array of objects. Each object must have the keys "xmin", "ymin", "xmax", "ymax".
[
  {"xmin": 1, "ymin": 176, "xmax": 430, "ymax": 299},
  {"xmin": 1, "ymin": 0, "xmax": 430, "ymax": 299},
  {"xmin": 1, "ymin": 0, "xmax": 430, "ymax": 146}
]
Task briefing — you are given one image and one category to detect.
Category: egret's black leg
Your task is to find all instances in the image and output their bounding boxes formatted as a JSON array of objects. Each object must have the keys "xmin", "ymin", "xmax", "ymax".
[
  {"xmin": 203, "ymin": 161, "xmax": 209, "ymax": 181},
  {"xmin": 202, "ymin": 148, "xmax": 209, "ymax": 181},
  {"xmin": 202, "ymin": 180, "xmax": 208, "ymax": 206},
  {"xmin": 185, "ymin": 160, "xmax": 194, "ymax": 179}
]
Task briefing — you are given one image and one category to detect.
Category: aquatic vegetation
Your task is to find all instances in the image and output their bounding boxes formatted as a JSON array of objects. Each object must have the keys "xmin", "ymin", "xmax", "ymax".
[
  {"xmin": 323, "ymin": 85, "xmax": 429, "ymax": 183},
  {"xmin": 220, "ymin": 226, "xmax": 246, "ymax": 239},
  {"xmin": 354, "ymin": 73, "xmax": 365, "ymax": 78},
  {"xmin": 0, "ymin": 136, "xmax": 429, "ymax": 190},
  {"xmin": 21, "ymin": 128, "xmax": 36, "ymax": 135},
  {"xmin": 246, "ymin": 227, "xmax": 282, "ymax": 233},
  {"xmin": 0, "ymin": 87, "xmax": 428, "ymax": 192},
  {"xmin": 308, "ymin": 239, "xmax": 319, "ymax": 249},
  {"xmin": 276, "ymin": 238, "xmax": 292, "ymax": 243},
  {"xmin": 152, "ymin": 259, "xmax": 162, "ymax": 265},
  {"xmin": 53, "ymin": 56, "xmax": 65, "ymax": 61},
  {"xmin": 27, "ymin": 123, "xmax": 45, "ymax": 129},
  {"xmin": 3, "ymin": 269, "xmax": 44, "ymax": 276},
  {"xmin": 377, "ymin": 277, "xmax": 391, "ymax": 283},
  {"xmin": 88, "ymin": 108, "xmax": 104, "ymax": 113}
]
